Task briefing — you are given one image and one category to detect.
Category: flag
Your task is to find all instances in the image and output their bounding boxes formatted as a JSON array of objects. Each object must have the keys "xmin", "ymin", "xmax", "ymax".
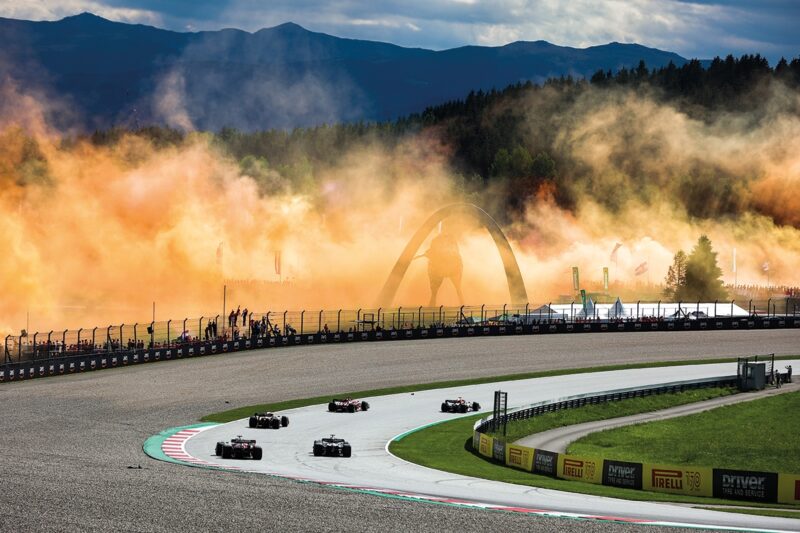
[
  {"xmin": 610, "ymin": 242, "xmax": 623, "ymax": 262},
  {"xmin": 274, "ymin": 251, "xmax": 282, "ymax": 276},
  {"xmin": 634, "ymin": 262, "xmax": 648, "ymax": 276}
]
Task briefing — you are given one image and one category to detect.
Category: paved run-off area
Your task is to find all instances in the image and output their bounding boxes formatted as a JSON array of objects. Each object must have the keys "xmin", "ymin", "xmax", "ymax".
[{"xmin": 1, "ymin": 329, "xmax": 798, "ymax": 532}]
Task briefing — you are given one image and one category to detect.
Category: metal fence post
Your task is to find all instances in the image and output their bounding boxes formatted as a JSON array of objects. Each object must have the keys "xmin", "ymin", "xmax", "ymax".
[
  {"xmin": 62, "ymin": 330, "xmax": 67, "ymax": 352},
  {"xmin": 480, "ymin": 304, "xmax": 485, "ymax": 323},
  {"xmin": 134, "ymin": 324, "xmax": 138, "ymax": 349},
  {"xmin": 166, "ymin": 319, "xmax": 171, "ymax": 345},
  {"xmin": 120, "ymin": 324, "xmax": 124, "ymax": 349},
  {"xmin": 91, "ymin": 327, "xmax": 97, "ymax": 350},
  {"xmin": 377, "ymin": 308, "xmax": 382, "ymax": 329},
  {"xmin": 357, "ymin": 309, "xmax": 362, "ymax": 331},
  {"xmin": 417, "ymin": 306, "xmax": 422, "ymax": 328},
  {"xmin": 106, "ymin": 325, "xmax": 112, "ymax": 351},
  {"xmin": 767, "ymin": 298, "xmax": 772, "ymax": 317},
  {"xmin": 283, "ymin": 311, "xmax": 287, "ymax": 334},
  {"xmin": 77, "ymin": 328, "xmax": 83, "ymax": 352},
  {"xmin": 731, "ymin": 300, "xmax": 734, "ymax": 317},
  {"xmin": 47, "ymin": 331, "xmax": 53, "ymax": 357},
  {"xmin": 337, "ymin": 309, "xmax": 341, "ymax": 332},
  {"xmin": 748, "ymin": 299, "xmax": 752, "ymax": 316},
  {"xmin": 300, "ymin": 311, "xmax": 304, "ymax": 335},
  {"xmin": 570, "ymin": 301, "xmax": 574, "ymax": 321},
  {"xmin": 657, "ymin": 300, "xmax": 661, "ymax": 318},
  {"xmin": 397, "ymin": 306, "xmax": 402, "ymax": 329},
  {"xmin": 183, "ymin": 318, "xmax": 187, "ymax": 342},
  {"xmin": 548, "ymin": 302, "xmax": 552, "ymax": 321},
  {"xmin": 149, "ymin": 321, "xmax": 154, "ymax": 348},
  {"xmin": 199, "ymin": 317, "xmax": 204, "ymax": 339},
  {"xmin": 33, "ymin": 332, "xmax": 38, "ymax": 359},
  {"xmin": 502, "ymin": 303, "xmax": 507, "ymax": 324},
  {"xmin": 439, "ymin": 305, "xmax": 443, "ymax": 325},
  {"xmin": 318, "ymin": 310, "xmax": 323, "ymax": 333},
  {"xmin": 637, "ymin": 301, "xmax": 640, "ymax": 319}
]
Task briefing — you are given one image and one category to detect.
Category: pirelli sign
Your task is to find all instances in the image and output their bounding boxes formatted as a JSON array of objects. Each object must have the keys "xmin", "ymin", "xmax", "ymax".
[
  {"xmin": 557, "ymin": 454, "xmax": 603, "ymax": 484},
  {"xmin": 778, "ymin": 474, "xmax": 800, "ymax": 505},
  {"xmin": 644, "ymin": 464, "xmax": 712, "ymax": 497},
  {"xmin": 505, "ymin": 444, "xmax": 534, "ymax": 472},
  {"xmin": 478, "ymin": 434, "xmax": 493, "ymax": 459}
]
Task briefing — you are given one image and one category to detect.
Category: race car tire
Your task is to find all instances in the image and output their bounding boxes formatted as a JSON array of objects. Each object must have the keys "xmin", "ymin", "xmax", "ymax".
[
  {"xmin": 472, "ymin": 402, "xmax": 481, "ymax": 411},
  {"xmin": 361, "ymin": 401, "xmax": 370, "ymax": 411},
  {"xmin": 313, "ymin": 444, "xmax": 324, "ymax": 456},
  {"xmin": 249, "ymin": 416, "xmax": 257, "ymax": 428},
  {"xmin": 343, "ymin": 445, "xmax": 352, "ymax": 458},
  {"xmin": 253, "ymin": 447, "xmax": 263, "ymax": 460},
  {"xmin": 328, "ymin": 402, "xmax": 336, "ymax": 412},
  {"xmin": 271, "ymin": 418, "xmax": 280, "ymax": 429},
  {"xmin": 459, "ymin": 404, "xmax": 468, "ymax": 413},
  {"xmin": 347, "ymin": 404, "xmax": 356, "ymax": 413},
  {"xmin": 440, "ymin": 402, "xmax": 448, "ymax": 412},
  {"xmin": 281, "ymin": 416, "xmax": 289, "ymax": 427},
  {"xmin": 215, "ymin": 442, "xmax": 223, "ymax": 456},
  {"xmin": 222, "ymin": 445, "xmax": 232, "ymax": 459}
]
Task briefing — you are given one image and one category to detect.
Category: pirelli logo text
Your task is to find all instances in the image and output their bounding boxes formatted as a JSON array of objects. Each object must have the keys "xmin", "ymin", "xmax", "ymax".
[
  {"xmin": 652, "ymin": 469, "xmax": 683, "ymax": 490},
  {"xmin": 479, "ymin": 436, "xmax": 491, "ymax": 457},
  {"xmin": 509, "ymin": 447, "xmax": 524, "ymax": 467},
  {"xmin": 563, "ymin": 459, "xmax": 584, "ymax": 478}
]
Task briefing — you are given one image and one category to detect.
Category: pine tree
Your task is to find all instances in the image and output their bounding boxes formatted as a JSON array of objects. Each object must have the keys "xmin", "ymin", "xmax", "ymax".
[
  {"xmin": 678, "ymin": 235, "xmax": 727, "ymax": 301},
  {"xmin": 663, "ymin": 250, "xmax": 687, "ymax": 300}
]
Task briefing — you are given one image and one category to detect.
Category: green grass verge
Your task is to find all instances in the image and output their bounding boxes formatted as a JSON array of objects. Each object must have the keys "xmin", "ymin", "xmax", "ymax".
[
  {"xmin": 695, "ymin": 507, "xmax": 800, "ymax": 520},
  {"xmin": 569, "ymin": 391, "xmax": 800, "ymax": 473},
  {"xmin": 489, "ymin": 387, "xmax": 736, "ymax": 442},
  {"xmin": 200, "ymin": 355, "xmax": 796, "ymax": 422},
  {"xmin": 388, "ymin": 391, "xmax": 800, "ymax": 509}
]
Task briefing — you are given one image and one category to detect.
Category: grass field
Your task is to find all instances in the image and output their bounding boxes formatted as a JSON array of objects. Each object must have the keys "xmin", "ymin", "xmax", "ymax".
[
  {"xmin": 488, "ymin": 387, "xmax": 735, "ymax": 442},
  {"xmin": 568, "ymin": 390, "xmax": 800, "ymax": 473},
  {"xmin": 388, "ymin": 387, "xmax": 800, "ymax": 507}
]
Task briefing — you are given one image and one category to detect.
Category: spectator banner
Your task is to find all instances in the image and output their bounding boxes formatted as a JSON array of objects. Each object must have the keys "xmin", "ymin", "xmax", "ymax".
[
  {"xmin": 713, "ymin": 469, "xmax": 778, "ymax": 503},
  {"xmin": 557, "ymin": 454, "xmax": 603, "ymax": 485},
  {"xmin": 603, "ymin": 459, "xmax": 643, "ymax": 490},
  {"xmin": 532, "ymin": 449, "xmax": 559, "ymax": 477},
  {"xmin": 505, "ymin": 444, "xmax": 534, "ymax": 471},
  {"xmin": 778, "ymin": 474, "xmax": 800, "ymax": 505},
  {"xmin": 478, "ymin": 434, "xmax": 493, "ymax": 459},
  {"xmin": 643, "ymin": 464, "xmax": 712, "ymax": 497}
]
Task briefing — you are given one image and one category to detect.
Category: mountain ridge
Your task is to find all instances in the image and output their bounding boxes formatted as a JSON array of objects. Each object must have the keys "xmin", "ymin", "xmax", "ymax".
[{"xmin": 0, "ymin": 13, "xmax": 697, "ymax": 130}]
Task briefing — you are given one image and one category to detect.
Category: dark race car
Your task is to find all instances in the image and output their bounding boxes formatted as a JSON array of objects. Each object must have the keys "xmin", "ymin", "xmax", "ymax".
[
  {"xmin": 249, "ymin": 412, "xmax": 290, "ymax": 429},
  {"xmin": 313, "ymin": 435, "xmax": 352, "ymax": 457},
  {"xmin": 441, "ymin": 398, "xmax": 480, "ymax": 413},
  {"xmin": 215, "ymin": 436, "xmax": 263, "ymax": 460},
  {"xmin": 328, "ymin": 397, "xmax": 370, "ymax": 413}
]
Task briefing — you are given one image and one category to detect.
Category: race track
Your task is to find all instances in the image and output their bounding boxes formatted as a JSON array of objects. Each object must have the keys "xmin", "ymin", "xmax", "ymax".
[
  {"xmin": 1, "ymin": 329, "xmax": 799, "ymax": 532},
  {"xmin": 174, "ymin": 361, "xmax": 800, "ymax": 531}
]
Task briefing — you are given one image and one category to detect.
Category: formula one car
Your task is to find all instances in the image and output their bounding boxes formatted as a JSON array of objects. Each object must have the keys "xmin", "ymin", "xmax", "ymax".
[
  {"xmin": 214, "ymin": 436, "xmax": 263, "ymax": 460},
  {"xmin": 328, "ymin": 398, "xmax": 370, "ymax": 412},
  {"xmin": 441, "ymin": 398, "xmax": 480, "ymax": 413},
  {"xmin": 248, "ymin": 412, "xmax": 290, "ymax": 429},
  {"xmin": 313, "ymin": 435, "xmax": 352, "ymax": 457}
]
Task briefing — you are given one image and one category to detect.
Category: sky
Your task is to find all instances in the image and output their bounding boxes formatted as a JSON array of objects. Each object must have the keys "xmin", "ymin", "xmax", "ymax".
[{"xmin": 0, "ymin": 0, "xmax": 797, "ymax": 63}]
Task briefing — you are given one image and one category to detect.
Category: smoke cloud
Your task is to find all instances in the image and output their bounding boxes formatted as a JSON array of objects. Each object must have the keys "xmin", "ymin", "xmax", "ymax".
[{"xmin": 1, "ymin": 76, "xmax": 799, "ymax": 335}]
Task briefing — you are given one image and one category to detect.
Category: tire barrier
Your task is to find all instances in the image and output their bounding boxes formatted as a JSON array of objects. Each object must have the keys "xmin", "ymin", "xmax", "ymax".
[
  {"xmin": 473, "ymin": 379, "xmax": 799, "ymax": 505},
  {"xmin": 2, "ymin": 316, "xmax": 799, "ymax": 385}
]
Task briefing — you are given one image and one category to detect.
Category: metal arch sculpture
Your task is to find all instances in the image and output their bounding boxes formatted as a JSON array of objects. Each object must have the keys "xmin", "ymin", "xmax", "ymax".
[{"xmin": 375, "ymin": 203, "xmax": 529, "ymax": 307}]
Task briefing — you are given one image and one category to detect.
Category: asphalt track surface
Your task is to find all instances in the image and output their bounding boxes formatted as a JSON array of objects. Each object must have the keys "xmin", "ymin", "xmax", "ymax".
[{"xmin": 1, "ymin": 329, "xmax": 799, "ymax": 532}]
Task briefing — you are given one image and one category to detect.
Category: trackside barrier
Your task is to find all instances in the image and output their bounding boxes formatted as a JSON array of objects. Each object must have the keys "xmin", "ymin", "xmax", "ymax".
[
  {"xmin": 3, "ymin": 315, "xmax": 798, "ymax": 385},
  {"xmin": 473, "ymin": 379, "xmax": 798, "ymax": 504}
]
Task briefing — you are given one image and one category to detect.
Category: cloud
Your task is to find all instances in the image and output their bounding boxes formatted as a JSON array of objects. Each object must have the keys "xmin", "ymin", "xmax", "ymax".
[{"xmin": 2, "ymin": 1, "xmax": 797, "ymax": 62}]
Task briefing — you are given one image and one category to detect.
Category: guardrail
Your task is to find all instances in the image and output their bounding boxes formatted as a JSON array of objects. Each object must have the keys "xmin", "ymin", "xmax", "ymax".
[
  {"xmin": 474, "ymin": 376, "xmax": 739, "ymax": 435},
  {"xmin": 2, "ymin": 314, "xmax": 799, "ymax": 384},
  {"xmin": 471, "ymin": 378, "xmax": 800, "ymax": 505}
]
